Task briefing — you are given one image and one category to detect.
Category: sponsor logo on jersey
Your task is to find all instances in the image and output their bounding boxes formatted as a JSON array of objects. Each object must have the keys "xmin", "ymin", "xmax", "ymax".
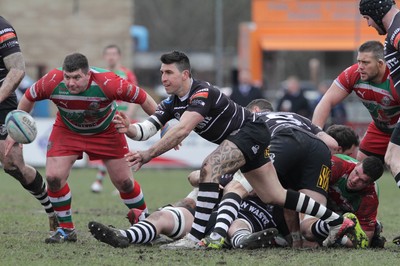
[
  {"xmin": 382, "ymin": 95, "xmax": 391, "ymax": 106},
  {"xmin": 0, "ymin": 32, "xmax": 16, "ymax": 44},
  {"xmin": 191, "ymin": 99, "xmax": 205, "ymax": 107},
  {"xmin": 197, "ymin": 116, "xmax": 212, "ymax": 130},
  {"xmin": 163, "ymin": 97, "xmax": 173, "ymax": 104},
  {"xmin": 317, "ymin": 164, "xmax": 331, "ymax": 192},
  {"xmin": 189, "ymin": 89, "xmax": 209, "ymax": 103},
  {"xmin": 251, "ymin": 145, "xmax": 259, "ymax": 155},
  {"xmin": 103, "ymin": 77, "xmax": 112, "ymax": 86},
  {"xmin": 89, "ymin": 102, "xmax": 100, "ymax": 110},
  {"xmin": 356, "ymin": 90, "xmax": 366, "ymax": 98},
  {"xmin": 264, "ymin": 146, "xmax": 270, "ymax": 159}
]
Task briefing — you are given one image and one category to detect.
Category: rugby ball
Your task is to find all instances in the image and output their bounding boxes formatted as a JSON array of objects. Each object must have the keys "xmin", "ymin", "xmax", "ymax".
[{"xmin": 5, "ymin": 110, "xmax": 37, "ymax": 144}]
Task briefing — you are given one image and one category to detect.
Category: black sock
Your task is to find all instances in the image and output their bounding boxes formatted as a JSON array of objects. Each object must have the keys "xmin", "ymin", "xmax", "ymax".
[
  {"xmin": 22, "ymin": 171, "xmax": 55, "ymax": 216},
  {"xmin": 395, "ymin": 172, "xmax": 400, "ymax": 188}
]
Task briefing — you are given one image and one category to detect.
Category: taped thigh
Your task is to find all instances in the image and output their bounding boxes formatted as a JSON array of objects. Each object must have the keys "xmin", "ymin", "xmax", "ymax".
[{"xmin": 162, "ymin": 206, "xmax": 186, "ymax": 239}]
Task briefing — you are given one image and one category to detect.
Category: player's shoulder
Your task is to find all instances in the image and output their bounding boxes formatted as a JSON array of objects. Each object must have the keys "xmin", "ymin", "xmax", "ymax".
[
  {"xmin": 90, "ymin": 67, "xmax": 119, "ymax": 84},
  {"xmin": 190, "ymin": 79, "xmax": 219, "ymax": 97},
  {"xmin": 119, "ymin": 65, "xmax": 134, "ymax": 75},
  {"xmin": 333, "ymin": 154, "xmax": 358, "ymax": 164},
  {"xmin": 42, "ymin": 68, "xmax": 63, "ymax": 83},
  {"xmin": 340, "ymin": 64, "xmax": 360, "ymax": 80},
  {"xmin": 90, "ymin": 66, "xmax": 113, "ymax": 74},
  {"xmin": 336, "ymin": 64, "xmax": 360, "ymax": 89},
  {"xmin": 0, "ymin": 16, "xmax": 13, "ymax": 30}
]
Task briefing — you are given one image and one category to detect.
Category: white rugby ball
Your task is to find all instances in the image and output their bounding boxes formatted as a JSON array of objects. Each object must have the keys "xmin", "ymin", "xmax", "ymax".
[{"xmin": 5, "ymin": 110, "xmax": 37, "ymax": 144}]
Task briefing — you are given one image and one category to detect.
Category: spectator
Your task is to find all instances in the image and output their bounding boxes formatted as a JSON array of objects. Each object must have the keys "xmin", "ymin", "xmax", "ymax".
[
  {"xmin": 229, "ymin": 69, "xmax": 263, "ymax": 107},
  {"xmin": 276, "ymin": 76, "xmax": 312, "ymax": 118}
]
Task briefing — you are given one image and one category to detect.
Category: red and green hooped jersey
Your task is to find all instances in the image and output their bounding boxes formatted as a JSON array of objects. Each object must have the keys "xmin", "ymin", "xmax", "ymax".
[
  {"xmin": 25, "ymin": 67, "xmax": 147, "ymax": 134},
  {"xmin": 113, "ymin": 66, "xmax": 138, "ymax": 113},
  {"xmin": 328, "ymin": 155, "xmax": 378, "ymax": 232},
  {"xmin": 335, "ymin": 63, "xmax": 400, "ymax": 134}
]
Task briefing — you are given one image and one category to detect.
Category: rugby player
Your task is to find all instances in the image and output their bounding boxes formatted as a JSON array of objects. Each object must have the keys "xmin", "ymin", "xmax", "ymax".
[
  {"xmin": 113, "ymin": 51, "xmax": 355, "ymax": 249},
  {"xmin": 0, "ymin": 16, "xmax": 58, "ymax": 233},
  {"xmin": 312, "ymin": 40, "xmax": 400, "ymax": 163},
  {"xmin": 6, "ymin": 53, "xmax": 158, "ymax": 243}
]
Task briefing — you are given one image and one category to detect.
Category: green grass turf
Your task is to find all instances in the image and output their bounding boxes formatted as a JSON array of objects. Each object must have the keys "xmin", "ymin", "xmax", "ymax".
[{"xmin": 1, "ymin": 168, "xmax": 400, "ymax": 265}]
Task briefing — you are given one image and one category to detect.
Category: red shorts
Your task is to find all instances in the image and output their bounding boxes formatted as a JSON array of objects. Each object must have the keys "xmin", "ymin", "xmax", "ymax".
[
  {"xmin": 47, "ymin": 121, "xmax": 129, "ymax": 160},
  {"xmin": 359, "ymin": 122, "xmax": 391, "ymax": 156}
]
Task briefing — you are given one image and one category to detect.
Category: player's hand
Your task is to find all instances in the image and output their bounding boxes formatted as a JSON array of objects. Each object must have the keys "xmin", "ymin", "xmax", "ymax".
[
  {"xmin": 113, "ymin": 112, "xmax": 130, "ymax": 133},
  {"xmin": 125, "ymin": 150, "xmax": 152, "ymax": 171},
  {"xmin": 4, "ymin": 135, "xmax": 19, "ymax": 156}
]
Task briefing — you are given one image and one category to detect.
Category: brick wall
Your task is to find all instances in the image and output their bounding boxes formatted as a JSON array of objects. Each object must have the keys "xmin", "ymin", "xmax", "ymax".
[{"xmin": 0, "ymin": 0, "xmax": 133, "ymax": 79}]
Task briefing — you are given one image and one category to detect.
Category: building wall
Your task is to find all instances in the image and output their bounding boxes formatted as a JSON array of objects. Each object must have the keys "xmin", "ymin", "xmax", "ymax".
[{"xmin": 0, "ymin": 0, "xmax": 133, "ymax": 79}]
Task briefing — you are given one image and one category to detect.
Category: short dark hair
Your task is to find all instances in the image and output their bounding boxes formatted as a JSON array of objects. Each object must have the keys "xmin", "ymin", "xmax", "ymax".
[
  {"xmin": 246, "ymin": 98, "xmax": 274, "ymax": 112},
  {"xmin": 362, "ymin": 156, "xmax": 384, "ymax": 182},
  {"xmin": 160, "ymin": 51, "xmax": 191, "ymax": 76},
  {"xmin": 63, "ymin": 53, "xmax": 89, "ymax": 73},
  {"xmin": 358, "ymin": 40, "xmax": 385, "ymax": 61},
  {"xmin": 326, "ymin": 125, "xmax": 359, "ymax": 151},
  {"xmin": 103, "ymin": 44, "xmax": 121, "ymax": 55}
]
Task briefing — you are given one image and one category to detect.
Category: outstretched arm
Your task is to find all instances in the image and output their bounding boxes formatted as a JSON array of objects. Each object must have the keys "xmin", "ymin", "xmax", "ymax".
[
  {"xmin": 140, "ymin": 92, "xmax": 158, "ymax": 116},
  {"xmin": 125, "ymin": 111, "xmax": 204, "ymax": 170}
]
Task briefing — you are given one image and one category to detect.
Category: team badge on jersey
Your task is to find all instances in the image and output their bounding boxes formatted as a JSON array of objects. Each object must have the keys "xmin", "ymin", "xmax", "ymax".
[
  {"xmin": 264, "ymin": 146, "xmax": 271, "ymax": 159},
  {"xmin": 381, "ymin": 95, "xmax": 391, "ymax": 106},
  {"xmin": 317, "ymin": 165, "xmax": 331, "ymax": 192}
]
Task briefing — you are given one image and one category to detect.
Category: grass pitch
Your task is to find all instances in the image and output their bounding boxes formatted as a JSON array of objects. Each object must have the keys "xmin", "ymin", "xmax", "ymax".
[{"xmin": 1, "ymin": 168, "xmax": 400, "ymax": 266}]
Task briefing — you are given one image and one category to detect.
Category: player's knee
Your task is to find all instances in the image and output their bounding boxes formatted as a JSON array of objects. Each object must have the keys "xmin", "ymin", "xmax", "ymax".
[
  {"xmin": 4, "ymin": 167, "xmax": 24, "ymax": 183},
  {"xmin": 384, "ymin": 151, "xmax": 392, "ymax": 168},
  {"xmin": 199, "ymin": 163, "xmax": 218, "ymax": 183},
  {"xmin": 46, "ymin": 175, "xmax": 62, "ymax": 191},
  {"xmin": 187, "ymin": 170, "xmax": 200, "ymax": 187},
  {"xmin": 116, "ymin": 178, "xmax": 134, "ymax": 193}
]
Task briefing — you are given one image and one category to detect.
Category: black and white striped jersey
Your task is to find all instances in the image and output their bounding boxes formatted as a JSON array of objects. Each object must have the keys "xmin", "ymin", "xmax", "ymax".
[
  {"xmin": 256, "ymin": 111, "xmax": 322, "ymax": 138},
  {"xmin": 153, "ymin": 79, "xmax": 253, "ymax": 144}
]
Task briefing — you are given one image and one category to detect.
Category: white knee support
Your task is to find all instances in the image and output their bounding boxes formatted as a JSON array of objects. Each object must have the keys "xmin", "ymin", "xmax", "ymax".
[{"xmin": 162, "ymin": 206, "xmax": 186, "ymax": 239}]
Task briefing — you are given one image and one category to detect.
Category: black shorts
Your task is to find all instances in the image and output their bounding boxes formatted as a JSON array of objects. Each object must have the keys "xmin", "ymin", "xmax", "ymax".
[
  {"xmin": 237, "ymin": 196, "xmax": 289, "ymax": 236},
  {"xmin": 0, "ymin": 107, "xmax": 17, "ymax": 140},
  {"xmin": 390, "ymin": 123, "xmax": 400, "ymax": 146},
  {"xmin": 270, "ymin": 128, "xmax": 331, "ymax": 197},
  {"xmin": 226, "ymin": 116, "xmax": 271, "ymax": 173}
]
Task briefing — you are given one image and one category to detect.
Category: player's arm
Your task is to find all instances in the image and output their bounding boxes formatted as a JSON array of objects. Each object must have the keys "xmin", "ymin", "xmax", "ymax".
[
  {"xmin": 147, "ymin": 111, "xmax": 202, "ymax": 158},
  {"xmin": 0, "ymin": 52, "xmax": 25, "ymax": 103},
  {"xmin": 139, "ymin": 92, "xmax": 158, "ymax": 116},
  {"xmin": 316, "ymin": 131, "xmax": 339, "ymax": 154},
  {"xmin": 311, "ymin": 82, "xmax": 349, "ymax": 128},
  {"xmin": 125, "ymin": 111, "xmax": 203, "ymax": 170},
  {"xmin": 17, "ymin": 94, "xmax": 35, "ymax": 113}
]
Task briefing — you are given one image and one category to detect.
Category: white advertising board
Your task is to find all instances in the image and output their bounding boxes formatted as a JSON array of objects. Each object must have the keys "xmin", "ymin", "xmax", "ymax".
[{"xmin": 23, "ymin": 118, "xmax": 217, "ymax": 168}]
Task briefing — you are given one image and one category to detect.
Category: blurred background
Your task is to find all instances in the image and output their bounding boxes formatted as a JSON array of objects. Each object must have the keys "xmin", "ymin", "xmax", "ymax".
[{"xmin": 1, "ymin": 0, "xmax": 385, "ymax": 147}]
